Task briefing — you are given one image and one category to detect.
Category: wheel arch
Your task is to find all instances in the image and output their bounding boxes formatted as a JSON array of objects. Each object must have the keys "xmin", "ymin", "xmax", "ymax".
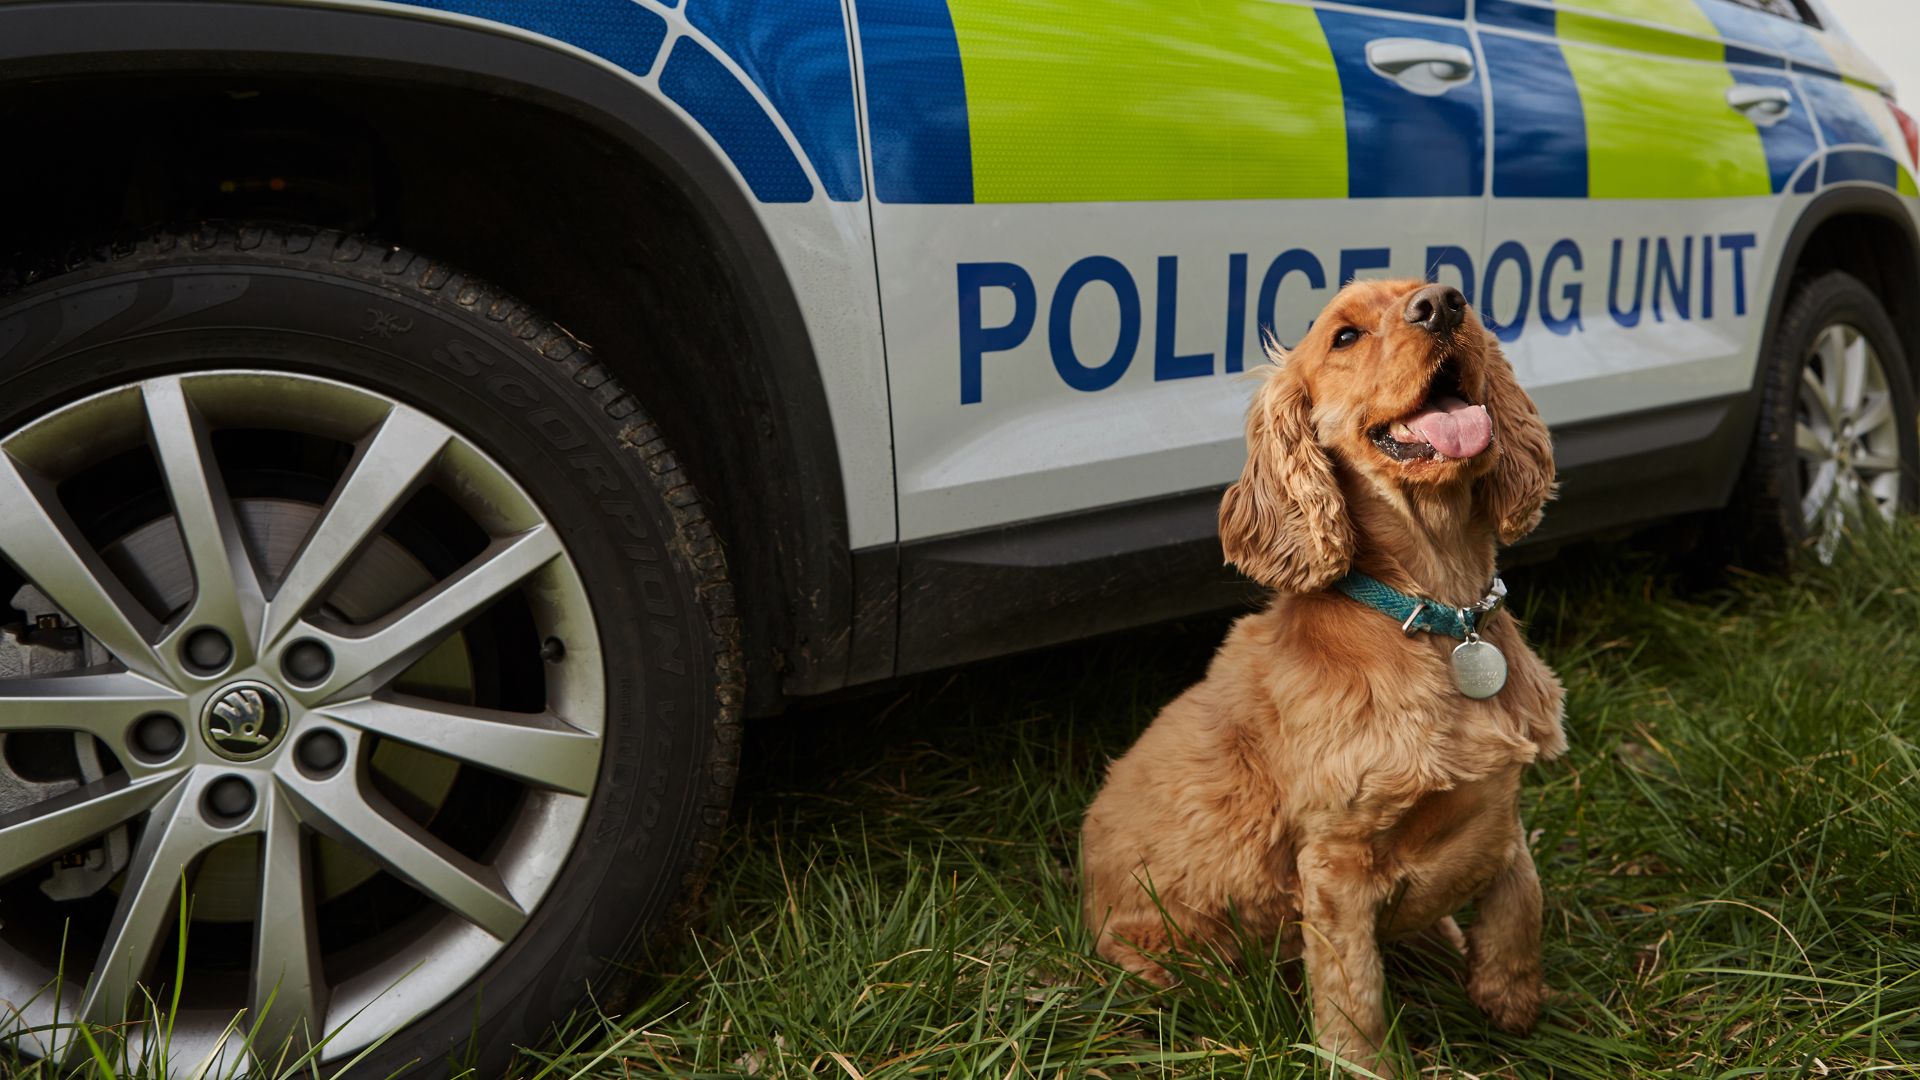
[
  {"xmin": 1712, "ymin": 186, "xmax": 1920, "ymax": 506},
  {"xmin": 0, "ymin": 0, "xmax": 856, "ymax": 713},
  {"xmin": 1767, "ymin": 189, "xmax": 1920, "ymax": 387}
]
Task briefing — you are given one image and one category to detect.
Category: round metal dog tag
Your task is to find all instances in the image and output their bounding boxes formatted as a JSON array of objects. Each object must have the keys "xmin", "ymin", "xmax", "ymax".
[{"xmin": 1451, "ymin": 638, "xmax": 1508, "ymax": 699}]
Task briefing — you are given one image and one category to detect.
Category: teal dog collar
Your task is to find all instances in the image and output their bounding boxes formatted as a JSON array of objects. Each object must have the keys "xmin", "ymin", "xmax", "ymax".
[
  {"xmin": 1332, "ymin": 572, "xmax": 1511, "ymax": 698},
  {"xmin": 1332, "ymin": 572, "xmax": 1506, "ymax": 640}
]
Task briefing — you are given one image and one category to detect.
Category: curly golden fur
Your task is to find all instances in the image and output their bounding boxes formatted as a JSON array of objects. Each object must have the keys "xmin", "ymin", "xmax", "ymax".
[{"xmin": 1081, "ymin": 279, "xmax": 1566, "ymax": 1076}]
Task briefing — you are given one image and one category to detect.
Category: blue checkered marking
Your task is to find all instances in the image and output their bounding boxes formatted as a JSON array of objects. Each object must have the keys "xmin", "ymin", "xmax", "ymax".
[
  {"xmin": 1726, "ymin": 44, "xmax": 1785, "ymax": 69},
  {"xmin": 1823, "ymin": 150, "xmax": 1899, "ymax": 189},
  {"xmin": 1732, "ymin": 72, "xmax": 1818, "ymax": 193},
  {"xmin": 1317, "ymin": 10, "xmax": 1484, "ymax": 198},
  {"xmin": 397, "ymin": 0, "xmax": 857, "ymax": 203},
  {"xmin": 1473, "ymin": 0, "xmax": 1555, "ymax": 35},
  {"xmin": 1798, "ymin": 76, "xmax": 1889, "ymax": 151},
  {"xmin": 661, "ymin": 37, "xmax": 814, "ymax": 201},
  {"xmin": 854, "ymin": 0, "xmax": 974, "ymax": 204},
  {"xmin": 687, "ymin": 0, "xmax": 863, "ymax": 200},
  {"xmin": 402, "ymin": 0, "xmax": 668, "ymax": 75},
  {"xmin": 1341, "ymin": 0, "xmax": 1466, "ymax": 15},
  {"xmin": 1696, "ymin": 0, "xmax": 1833, "ymax": 70},
  {"xmin": 1481, "ymin": 31, "xmax": 1588, "ymax": 199}
]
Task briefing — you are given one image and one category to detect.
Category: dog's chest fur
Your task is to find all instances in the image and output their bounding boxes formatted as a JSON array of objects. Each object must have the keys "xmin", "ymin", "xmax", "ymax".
[{"xmin": 1239, "ymin": 597, "xmax": 1564, "ymax": 921}]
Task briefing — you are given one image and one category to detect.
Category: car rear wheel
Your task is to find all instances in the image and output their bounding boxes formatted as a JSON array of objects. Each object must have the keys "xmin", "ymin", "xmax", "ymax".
[
  {"xmin": 0, "ymin": 226, "xmax": 739, "ymax": 1074},
  {"xmin": 1734, "ymin": 270, "xmax": 1918, "ymax": 567}
]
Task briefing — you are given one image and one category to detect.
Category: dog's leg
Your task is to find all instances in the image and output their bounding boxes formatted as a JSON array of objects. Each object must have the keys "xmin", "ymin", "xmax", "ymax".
[
  {"xmin": 1299, "ymin": 841, "xmax": 1394, "ymax": 1077},
  {"xmin": 1465, "ymin": 834, "xmax": 1544, "ymax": 1033},
  {"xmin": 1095, "ymin": 919, "xmax": 1177, "ymax": 988}
]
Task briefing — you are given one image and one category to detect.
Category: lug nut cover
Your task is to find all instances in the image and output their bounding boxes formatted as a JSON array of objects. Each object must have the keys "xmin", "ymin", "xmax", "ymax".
[
  {"xmin": 283, "ymin": 640, "xmax": 334, "ymax": 684},
  {"xmin": 132, "ymin": 713, "xmax": 183, "ymax": 757},
  {"xmin": 205, "ymin": 775, "xmax": 255, "ymax": 821},
  {"xmin": 184, "ymin": 627, "xmax": 233, "ymax": 672},
  {"xmin": 298, "ymin": 730, "xmax": 347, "ymax": 774}
]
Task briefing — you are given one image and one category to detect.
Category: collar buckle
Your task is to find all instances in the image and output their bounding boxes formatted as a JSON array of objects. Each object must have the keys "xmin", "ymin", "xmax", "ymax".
[
  {"xmin": 1470, "ymin": 575, "xmax": 1508, "ymax": 617},
  {"xmin": 1400, "ymin": 601, "xmax": 1429, "ymax": 637}
]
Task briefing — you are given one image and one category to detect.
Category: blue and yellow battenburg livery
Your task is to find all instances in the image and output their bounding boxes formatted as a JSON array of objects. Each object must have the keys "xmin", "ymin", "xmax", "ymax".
[
  {"xmin": 384, "ymin": 0, "xmax": 1918, "ymax": 545},
  {"xmin": 398, "ymin": 0, "xmax": 1912, "ymax": 204}
]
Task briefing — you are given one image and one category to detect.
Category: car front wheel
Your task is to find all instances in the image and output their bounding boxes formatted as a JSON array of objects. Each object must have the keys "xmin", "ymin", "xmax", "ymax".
[{"xmin": 0, "ymin": 226, "xmax": 739, "ymax": 1074}]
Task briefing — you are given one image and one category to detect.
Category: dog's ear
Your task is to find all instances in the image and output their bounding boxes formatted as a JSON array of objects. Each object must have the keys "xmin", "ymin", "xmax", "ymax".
[
  {"xmin": 1477, "ymin": 336, "xmax": 1556, "ymax": 544},
  {"xmin": 1218, "ymin": 367, "xmax": 1353, "ymax": 591}
]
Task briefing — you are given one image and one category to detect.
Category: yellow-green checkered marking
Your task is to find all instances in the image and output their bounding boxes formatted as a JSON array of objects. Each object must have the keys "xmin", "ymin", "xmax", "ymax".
[
  {"xmin": 1556, "ymin": 8, "xmax": 1721, "ymax": 63},
  {"xmin": 1566, "ymin": 0, "xmax": 1716, "ymax": 35},
  {"xmin": 1558, "ymin": 8, "xmax": 1770, "ymax": 199},
  {"xmin": 947, "ymin": 0, "xmax": 1346, "ymax": 203}
]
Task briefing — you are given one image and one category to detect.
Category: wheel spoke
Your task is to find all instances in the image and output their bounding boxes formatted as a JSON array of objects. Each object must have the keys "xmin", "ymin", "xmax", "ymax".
[
  {"xmin": 1840, "ymin": 329, "xmax": 1869, "ymax": 414},
  {"xmin": 1794, "ymin": 419, "xmax": 1831, "ymax": 461},
  {"xmin": 1800, "ymin": 366, "xmax": 1842, "ymax": 430},
  {"xmin": 76, "ymin": 777, "xmax": 227, "ymax": 1028},
  {"xmin": 143, "ymin": 377, "xmax": 265, "ymax": 658},
  {"xmin": 1801, "ymin": 458, "xmax": 1837, "ymax": 525},
  {"xmin": 1854, "ymin": 450, "xmax": 1902, "ymax": 474},
  {"xmin": 251, "ymin": 786, "xmax": 324, "ymax": 1062},
  {"xmin": 0, "ymin": 771, "xmax": 182, "ymax": 882},
  {"xmin": 0, "ymin": 671, "xmax": 183, "ymax": 743},
  {"xmin": 0, "ymin": 451, "xmax": 164, "ymax": 681},
  {"xmin": 1816, "ymin": 326, "xmax": 1847, "ymax": 405},
  {"xmin": 322, "ymin": 696, "xmax": 599, "ymax": 795},
  {"xmin": 282, "ymin": 769, "xmax": 526, "ymax": 941},
  {"xmin": 1852, "ymin": 391, "xmax": 1893, "ymax": 437},
  {"xmin": 261, "ymin": 406, "xmax": 451, "ymax": 648},
  {"xmin": 307, "ymin": 525, "xmax": 564, "ymax": 698},
  {"xmin": 1818, "ymin": 499, "xmax": 1844, "ymax": 564}
]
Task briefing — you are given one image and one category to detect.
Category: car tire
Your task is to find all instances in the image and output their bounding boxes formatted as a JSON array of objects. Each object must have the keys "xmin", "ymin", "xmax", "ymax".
[
  {"xmin": 0, "ymin": 224, "xmax": 740, "ymax": 1075},
  {"xmin": 1731, "ymin": 269, "xmax": 1918, "ymax": 568}
]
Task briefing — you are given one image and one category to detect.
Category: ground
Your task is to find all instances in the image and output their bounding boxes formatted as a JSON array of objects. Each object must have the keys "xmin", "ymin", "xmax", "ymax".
[
  {"xmin": 516, "ymin": 521, "xmax": 1920, "ymax": 1078},
  {"xmin": 18, "ymin": 524, "xmax": 1920, "ymax": 1078}
]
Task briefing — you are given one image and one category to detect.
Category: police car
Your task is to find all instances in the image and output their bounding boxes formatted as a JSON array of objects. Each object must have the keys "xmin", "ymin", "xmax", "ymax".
[{"xmin": 0, "ymin": 0, "xmax": 1911, "ymax": 1072}]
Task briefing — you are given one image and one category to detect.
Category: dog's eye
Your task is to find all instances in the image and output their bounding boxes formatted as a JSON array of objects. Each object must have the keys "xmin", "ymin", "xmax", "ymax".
[{"xmin": 1332, "ymin": 327, "xmax": 1362, "ymax": 350}]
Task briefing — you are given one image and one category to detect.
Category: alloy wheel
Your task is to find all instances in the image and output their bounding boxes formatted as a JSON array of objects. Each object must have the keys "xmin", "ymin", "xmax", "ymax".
[
  {"xmin": 0, "ymin": 370, "xmax": 603, "ymax": 1069},
  {"xmin": 1795, "ymin": 323, "xmax": 1902, "ymax": 563}
]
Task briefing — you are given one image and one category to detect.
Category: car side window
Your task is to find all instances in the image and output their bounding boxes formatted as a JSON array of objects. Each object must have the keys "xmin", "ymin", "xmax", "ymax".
[{"xmin": 1718, "ymin": 0, "xmax": 1811, "ymax": 24}]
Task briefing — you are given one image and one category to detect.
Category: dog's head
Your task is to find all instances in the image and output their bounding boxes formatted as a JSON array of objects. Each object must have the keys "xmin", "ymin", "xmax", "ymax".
[{"xmin": 1219, "ymin": 278, "xmax": 1555, "ymax": 591}]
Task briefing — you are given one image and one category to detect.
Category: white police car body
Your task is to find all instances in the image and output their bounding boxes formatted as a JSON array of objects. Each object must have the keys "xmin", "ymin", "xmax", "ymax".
[{"xmin": 0, "ymin": 0, "xmax": 1912, "ymax": 1072}]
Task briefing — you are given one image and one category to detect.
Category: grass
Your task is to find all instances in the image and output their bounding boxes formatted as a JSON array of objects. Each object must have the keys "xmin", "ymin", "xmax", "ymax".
[
  {"xmin": 17, "ymin": 522, "xmax": 1920, "ymax": 1077},
  {"xmin": 541, "ymin": 522, "xmax": 1920, "ymax": 1079}
]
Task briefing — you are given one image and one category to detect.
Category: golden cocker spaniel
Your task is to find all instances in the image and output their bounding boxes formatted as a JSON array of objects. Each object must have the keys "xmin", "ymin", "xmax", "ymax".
[{"xmin": 1082, "ymin": 278, "xmax": 1566, "ymax": 1076}]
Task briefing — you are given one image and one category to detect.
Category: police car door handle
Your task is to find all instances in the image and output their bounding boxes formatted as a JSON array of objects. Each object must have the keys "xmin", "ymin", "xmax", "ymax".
[
  {"xmin": 1727, "ymin": 84, "xmax": 1793, "ymax": 127},
  {"xmin": 1365, "ymin": 39, "xmax": 1475, "ymax": 97}
]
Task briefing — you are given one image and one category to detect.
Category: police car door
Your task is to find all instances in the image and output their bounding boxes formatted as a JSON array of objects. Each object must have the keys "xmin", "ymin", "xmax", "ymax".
[
  {"xmin": 1472, "ymin": 0, "xmax": 1822, "ymax": 442},
  {"xmin": 854, "ymin": 0, "xmax": 1489, "ymax": 543}
]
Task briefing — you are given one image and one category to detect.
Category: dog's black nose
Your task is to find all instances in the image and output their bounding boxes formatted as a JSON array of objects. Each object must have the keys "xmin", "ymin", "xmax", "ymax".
[{"xmin": 1405, "ymin": 284, "xmax": 1466, "ymax": 334}]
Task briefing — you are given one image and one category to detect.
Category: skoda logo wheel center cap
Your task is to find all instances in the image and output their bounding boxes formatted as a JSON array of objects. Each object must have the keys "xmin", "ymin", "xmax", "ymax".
[{"xmin": 201, "ymin": 680, "xmax": 290, "ymax": 761}]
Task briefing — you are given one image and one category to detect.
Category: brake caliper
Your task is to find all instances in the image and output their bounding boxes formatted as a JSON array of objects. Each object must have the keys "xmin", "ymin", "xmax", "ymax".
[{"xmin": 0, "ymin": 585, "xmax": 129, "ymax": 900}]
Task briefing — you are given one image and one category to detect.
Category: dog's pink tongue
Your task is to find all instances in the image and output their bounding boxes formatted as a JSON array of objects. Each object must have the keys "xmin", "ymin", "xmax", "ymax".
[{"xmin": 1405, "ymin": 396, "xmax": 1492, "ymax": 459}]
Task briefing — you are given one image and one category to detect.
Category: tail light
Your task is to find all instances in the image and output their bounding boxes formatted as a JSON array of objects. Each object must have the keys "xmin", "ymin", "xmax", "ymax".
[{"xmin": 1890, "ymin": 96, "xmax": 1920, "ymax": 173}]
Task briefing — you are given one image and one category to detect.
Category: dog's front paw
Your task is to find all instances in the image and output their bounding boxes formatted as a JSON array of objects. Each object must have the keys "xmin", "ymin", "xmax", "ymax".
[
  {"xmin": 1124, "ymin": 957, "xmax": 1177, "ymax": 989},
  {"xmin": 1319, "ymin": 1040, "xmax": 1397, "ymax": 1079},
  {"xmin": 1095, "ymin": 927, "xmax": 1178, "ymax": 989},
  {"xmin": 1467, "ymin": 972, "xmax": 1542, "ymax": 1034}
]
